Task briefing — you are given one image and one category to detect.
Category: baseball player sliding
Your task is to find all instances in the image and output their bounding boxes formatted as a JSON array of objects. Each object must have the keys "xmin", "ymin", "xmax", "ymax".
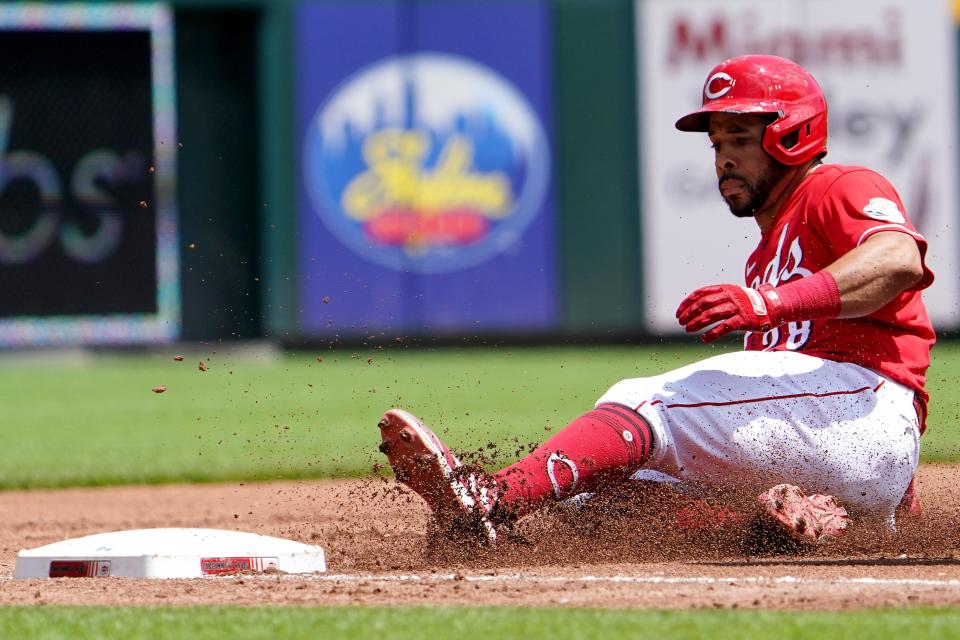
[{"xmin": 377, "ymin": 55, "xmax": 934, "ymax": 548}]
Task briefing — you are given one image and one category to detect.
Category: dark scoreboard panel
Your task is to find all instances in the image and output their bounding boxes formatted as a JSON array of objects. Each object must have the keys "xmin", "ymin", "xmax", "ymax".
[
  {"xmin": 0, "ymin": 31, "xmax": 155, "ymax": 316},
  {"xmin": 0, "ymin": 5, "xmax": 178, "ymax": 345}
]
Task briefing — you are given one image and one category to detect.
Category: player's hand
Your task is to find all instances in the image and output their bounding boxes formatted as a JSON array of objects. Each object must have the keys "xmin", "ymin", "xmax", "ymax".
[{"xmin": 675, "ymin": 284, "xmax": 782, "ymax": 342}]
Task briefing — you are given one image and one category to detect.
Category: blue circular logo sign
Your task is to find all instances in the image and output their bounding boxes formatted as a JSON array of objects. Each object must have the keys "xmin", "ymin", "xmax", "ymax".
[{"xmin": 303, "ymin": 53, "xmax": 550, "ymax": 273}]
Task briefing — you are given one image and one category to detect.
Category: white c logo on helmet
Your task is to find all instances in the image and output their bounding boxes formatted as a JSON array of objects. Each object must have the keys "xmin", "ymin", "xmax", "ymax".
[{"xmin": 704, "ymin": 72, "xmax": 734, "ymax": 100}]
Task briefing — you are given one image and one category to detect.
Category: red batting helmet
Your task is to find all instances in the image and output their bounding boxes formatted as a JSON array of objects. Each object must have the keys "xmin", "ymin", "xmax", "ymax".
[{"xmin": 675, "ymin": 55, "xmax": 828, "ymax": 166}]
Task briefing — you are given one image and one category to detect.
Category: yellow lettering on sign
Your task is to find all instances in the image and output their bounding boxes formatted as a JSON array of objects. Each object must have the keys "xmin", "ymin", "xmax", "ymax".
[{"xmin": 342, "ymin": 128, "xmax": 513, "ymax": 220}]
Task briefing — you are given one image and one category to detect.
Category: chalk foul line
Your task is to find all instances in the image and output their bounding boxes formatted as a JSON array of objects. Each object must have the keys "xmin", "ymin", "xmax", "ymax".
[{"xmin": 305, "ymin": 573, "xmax": 960, "ymax": 588}]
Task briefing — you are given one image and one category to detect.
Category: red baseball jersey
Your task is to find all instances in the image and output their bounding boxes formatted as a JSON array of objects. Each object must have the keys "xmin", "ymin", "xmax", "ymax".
[{"xmin": 743, "ymin": 164, "xmax": 935, "ymax": 411}]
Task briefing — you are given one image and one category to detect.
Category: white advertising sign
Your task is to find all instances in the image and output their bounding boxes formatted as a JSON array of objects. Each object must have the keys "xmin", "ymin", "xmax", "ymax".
[{"xmin": 637, "ymin": 0, "xmax": 960, "ymax": 331}]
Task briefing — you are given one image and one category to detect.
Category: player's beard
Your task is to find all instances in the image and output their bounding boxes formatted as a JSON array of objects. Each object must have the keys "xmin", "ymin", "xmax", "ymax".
[{"xmin": 719, "ymin": 161, "xmax": 789, "ymax": 218}]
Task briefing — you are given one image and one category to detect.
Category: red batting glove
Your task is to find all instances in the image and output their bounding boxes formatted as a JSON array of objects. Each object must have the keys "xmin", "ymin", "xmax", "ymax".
[{"xmin": 675, "ymin": 284, "xmax": 783, "ymax": 343}]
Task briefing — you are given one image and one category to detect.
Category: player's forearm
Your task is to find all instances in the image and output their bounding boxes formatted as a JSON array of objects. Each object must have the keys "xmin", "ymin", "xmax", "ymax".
[
  {"xmin": 824, "ymin": 232, "xmax": 924, "ymax": 318},
  {"xmin": 677, "ymin": 232, "xmax": 924, "ymax": 341}
]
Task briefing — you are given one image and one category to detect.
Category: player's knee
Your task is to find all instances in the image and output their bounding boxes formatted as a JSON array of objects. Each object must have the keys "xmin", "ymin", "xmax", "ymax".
[
  {"xmin": 595, "ymin": 378, "xmax": 656, "ymax": 409},
  {"xmin": 595, "ymin": 379, "xmax": 631, "ymax": 406}
]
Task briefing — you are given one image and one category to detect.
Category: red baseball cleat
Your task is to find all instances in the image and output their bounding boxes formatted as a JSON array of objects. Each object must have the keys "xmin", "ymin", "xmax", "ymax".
[
  {"xmin": 377, "ymin": 409, "xmax": 498, "ymax": 544},
  {"xmin": 757, "ymin": 484, "xmax": 849, "ymax": 544}
]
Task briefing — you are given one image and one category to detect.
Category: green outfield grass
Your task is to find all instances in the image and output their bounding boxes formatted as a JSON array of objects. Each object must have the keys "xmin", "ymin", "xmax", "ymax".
[
  {"xmin": 2, "ymin": 606, "xmax": 960, "ymax": 639},
  {"xmin": 1, "ymin": 341, "xmax": 958, "ymax": 489}
]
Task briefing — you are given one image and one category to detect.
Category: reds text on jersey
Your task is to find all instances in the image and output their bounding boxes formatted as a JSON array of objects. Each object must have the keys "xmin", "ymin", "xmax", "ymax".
[{"xmin": 743, "ymin": 164, "xmax": 935, "ymax": 407}]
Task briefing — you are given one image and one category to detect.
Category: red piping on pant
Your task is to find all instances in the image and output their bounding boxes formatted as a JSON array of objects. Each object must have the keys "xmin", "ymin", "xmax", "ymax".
[{"xmin": 633, "ymin": 380, "xmax": 884, "ymax": 412}]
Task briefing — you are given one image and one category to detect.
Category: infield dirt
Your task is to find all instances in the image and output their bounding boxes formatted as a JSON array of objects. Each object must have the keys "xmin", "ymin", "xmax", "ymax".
[{"xmin": 1, "ymin": 464, "xmax": 959, "ymax": 609}]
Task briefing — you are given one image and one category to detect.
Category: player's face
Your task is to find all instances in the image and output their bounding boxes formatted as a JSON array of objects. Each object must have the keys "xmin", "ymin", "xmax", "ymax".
[{"xmin": 708, "ymin": 113, "xmax": 788, "ymax": 218}]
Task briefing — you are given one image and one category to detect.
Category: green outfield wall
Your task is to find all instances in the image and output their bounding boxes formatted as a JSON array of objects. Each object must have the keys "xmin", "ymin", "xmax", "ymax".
[{"xmin": 553, "ymin": 0, "xmax": 644, "ymax": 335}]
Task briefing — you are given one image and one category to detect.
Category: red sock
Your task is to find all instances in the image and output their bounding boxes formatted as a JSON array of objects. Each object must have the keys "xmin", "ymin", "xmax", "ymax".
[{"xmin": 492, "ymin": 403, "xmax": 654, "ymax": 519}]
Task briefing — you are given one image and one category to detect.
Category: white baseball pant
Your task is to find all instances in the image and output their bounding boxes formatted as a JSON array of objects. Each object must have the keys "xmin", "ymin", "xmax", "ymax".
[{"xmin": 595, "ymin": 350, "xmax": 920, "ymax": 522}]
